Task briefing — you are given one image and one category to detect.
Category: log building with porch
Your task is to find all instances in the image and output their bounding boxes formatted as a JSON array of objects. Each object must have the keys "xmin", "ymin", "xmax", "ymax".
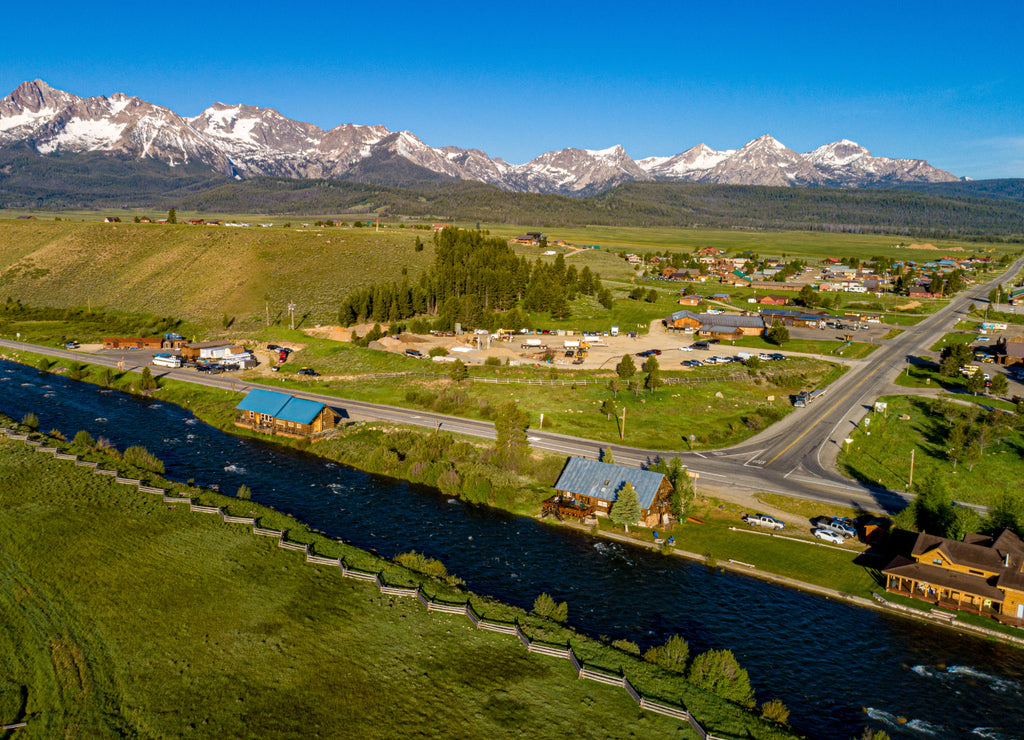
[
  {"xmin": 234, "ymin": 388, "xmax": 339, "ymax": 440},
  {"xmin": 548, "ymin": 457, "xmax": 673, "ymax": 527},
  {"xmin": 882, "ymin": 529, "xmax": 1024, "ymax": 627}
]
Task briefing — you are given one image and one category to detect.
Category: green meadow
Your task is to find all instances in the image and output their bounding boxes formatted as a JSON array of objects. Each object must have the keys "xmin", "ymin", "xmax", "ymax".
[{"xmin": 0, "ymin": 435, "xmax": 796, "ymax": 739}]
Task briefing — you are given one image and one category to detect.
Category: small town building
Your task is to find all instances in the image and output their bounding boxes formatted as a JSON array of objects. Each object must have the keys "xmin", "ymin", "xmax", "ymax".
[
  {"xmin": 882, "ymin": 529, "xmax": 1024, "ymax": 626},
  {"xmin": 1009, "ymin": 288, "xmax": 1024, "ymax": 306},
  {"xmin": 759, "ymin": 308, "xmax": 825, "ymax": 328},
  {"xmin": 551, "ymin": 457, "xmax": 673, "ymax": 527},
  {"xmin": 677, "ymin": 294, "xmax": 702, "ymax": 306},
  {"xmin": 181, "ymin": 341, "xmax": 246, "ymax": 362},
  {"xmin": 234, "ymin": 388, "xmax": 339, "ymax": 439},
  {"xmin": 757, "ymin": 294, "xmax": 789, "ymax": 306},
  {"xmin": 103, "ymin": 337, "xmax": 163, "ymax": 350},
  {"xmin": 995, "ymin": 337, "xmax": 1024, "ymax": 366}
]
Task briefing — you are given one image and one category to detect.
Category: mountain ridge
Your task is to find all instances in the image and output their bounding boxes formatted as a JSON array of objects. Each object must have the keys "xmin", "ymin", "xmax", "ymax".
[{"xmin": 0, "ymin": 79, "xmax": 961, "ymax": 196}]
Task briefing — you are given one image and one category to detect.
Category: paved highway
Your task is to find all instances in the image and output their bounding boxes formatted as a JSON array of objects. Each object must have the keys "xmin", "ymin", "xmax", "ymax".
[{"xmin": 3, "ymin": 256, "xmax": 1020, "ymax": 513}]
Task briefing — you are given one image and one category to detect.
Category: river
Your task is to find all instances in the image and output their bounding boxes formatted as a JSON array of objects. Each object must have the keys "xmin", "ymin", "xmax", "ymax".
[{"xmin": 3, "ymin": 360, "xmax": 1023, "ymax": 739}]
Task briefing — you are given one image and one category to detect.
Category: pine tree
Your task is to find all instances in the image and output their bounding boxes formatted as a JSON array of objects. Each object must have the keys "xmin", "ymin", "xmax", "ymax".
[
  {"xmin": 610, "ymin": 482, "xmax": 641, "ymax": 531},
  {"xmin": 616, "ymin": 354, "xmax": 636, "ymax": 380},
  {"xmin": 167, "ymin": 207, "xmax": 177, "ymax": 224}
]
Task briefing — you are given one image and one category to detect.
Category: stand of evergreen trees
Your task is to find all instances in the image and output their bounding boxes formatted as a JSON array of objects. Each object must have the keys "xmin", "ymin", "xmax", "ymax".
[{"xmin": 337, "ymin": 228, "xmax": 610, "ymax": 330}]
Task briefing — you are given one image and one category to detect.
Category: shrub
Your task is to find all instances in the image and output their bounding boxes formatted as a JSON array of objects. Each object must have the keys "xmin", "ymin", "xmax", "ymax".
[
  {"xmin": 73, "ymin": 430, "xmax": 95, "ymax": 448},
  {"xmin": 437, "ymin": 469, "xmax": 461, "ymax": 495},
  {"xmin": 123, "ymin": 445, "xmax": 166, "ymax": 474},
  {"xmin": 760, "ymin": 698, "xmax": 790, "ymax": 724},
  {"xmin": 36, "ymin": 357, "xmax": 53, "ymax": 372},
  {"xmin": 236, "ymin": 485, "xmax": 252, "ymax": 500},
  {"xmin": 532, "ymin": 592, "xmax": 568, "ymax": 622},
  {"xmin": 394, "ymin": 551, "xmax": 463, "ymax": 586},
  {"xmin": 484, "ymin": 356, "xmax": 501, "ymax": 366},
  {"xmin": 688, "ymin": 649, "xmax": 754, "ymax": 707},
  {"xmin": 428, "ymin": 346, "xmax": 448, "ymax": 357},
  {"xmin": 20, "ymin": 412, "xmax": 39, "ymax": 431},
  {"xmin": 611, "ymin": 639, "xmax": 640, "ymax": 656},
  {"xmin": 643, "ymin": 635, "xmax": 690, "ymax": 674}
]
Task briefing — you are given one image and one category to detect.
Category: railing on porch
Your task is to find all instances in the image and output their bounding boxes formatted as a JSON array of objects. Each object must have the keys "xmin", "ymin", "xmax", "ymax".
[{"xmin": 542, "ymin": 498, "xmax": 595, "ymax": 521}]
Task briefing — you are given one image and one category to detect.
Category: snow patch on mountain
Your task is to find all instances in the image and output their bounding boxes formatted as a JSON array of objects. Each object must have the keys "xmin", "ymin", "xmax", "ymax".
[{"xmin": 36, "ymin": 118, "xmax": 128, "ymax": 153}]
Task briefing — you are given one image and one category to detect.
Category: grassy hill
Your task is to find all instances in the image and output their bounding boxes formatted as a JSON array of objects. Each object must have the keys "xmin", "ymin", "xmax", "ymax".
[{"xmin": 0, "ymin": 219, "xmax": 434, "ymax": 324}]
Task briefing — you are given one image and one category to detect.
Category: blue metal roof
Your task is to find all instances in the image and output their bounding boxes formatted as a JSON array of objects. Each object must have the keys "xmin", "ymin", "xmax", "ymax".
[
  {"xmin": 276, "ymin": 397, "xmax": 325, "ymax": 425},
  {"xmin": 554, "ymin": 457, "xmax": 666, "ymax": 510},
  {"xmin": 236, "ymin": 388, "xmax": 291, "ymax": 416},
  {"xmin": 236, "ymin": 389, "xmax": 326, "ymax": 425}
]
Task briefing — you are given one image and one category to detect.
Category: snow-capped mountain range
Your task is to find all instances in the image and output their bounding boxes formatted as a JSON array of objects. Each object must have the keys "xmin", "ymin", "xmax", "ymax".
[{"xmin": 0, "ymin": 80, "xmax": 960, "ymax": 195}]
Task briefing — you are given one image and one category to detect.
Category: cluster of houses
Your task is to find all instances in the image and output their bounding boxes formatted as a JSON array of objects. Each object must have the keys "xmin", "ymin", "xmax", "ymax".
[{"xmin": 632, "ymin": 249, "xmax": 992, "ymax": 298}]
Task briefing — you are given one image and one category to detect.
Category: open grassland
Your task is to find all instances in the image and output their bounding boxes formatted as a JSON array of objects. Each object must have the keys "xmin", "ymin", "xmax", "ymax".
[
  {"xmin": 0, "ymin": 219, "xmax": 434, "ymax": 326},
  {"xmin": 486, "ymin": 224, "xmax": 1019, "ymax": 262},
  {"xmin": 837, "ymin": 395, "xmax": 1024, "ymax": 506},
  {"xmin": 0, "ymin": 438, "xmax": 795, "ymax": 739}
]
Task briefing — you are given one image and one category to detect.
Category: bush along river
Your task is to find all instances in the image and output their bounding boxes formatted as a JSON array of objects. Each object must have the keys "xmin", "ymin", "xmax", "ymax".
[{"xmin": 4, "ymin": 359, "xmax": 1024, "ymax": 740}]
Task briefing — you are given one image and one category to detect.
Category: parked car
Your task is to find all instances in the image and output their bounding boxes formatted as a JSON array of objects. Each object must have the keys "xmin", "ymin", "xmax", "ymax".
[
  {"xmin": 679, "ymin": 345, "xmax": 694, "ymax": 352},
  {"xmin": 757, "ymin": 353, "xmax": 773, "ymax": 361},
  {"xmin": 690, "ymin": 359, "xmax": 704, "ymax": 367},
  {"xmin": 636, "ymin": 349, "xmax": 662, "ymax": 358},
  {"xmin": 812, "ymin": 528, "xmax": 846, "ymax": 545},
  {"xmin": 770, "ymin": 353, "xmax": 786, "ymax": 361},
  {"xmin": 743, "ymin": 513, "xmax": 785, "ymax": 530},
  {"xmin": 267, "ymin": 344, "xmax": 283, "ymax": 351},
  {"xmin": 812, "ymin": 516, "xmax": 857, "ymax": 538},
  {"xmin": 297, "ymin": 366, "xmax": 320, "ymax": 376},
  {"xmin": 64, "ymin": 340, "xmax": 80, "ymax": 349}
]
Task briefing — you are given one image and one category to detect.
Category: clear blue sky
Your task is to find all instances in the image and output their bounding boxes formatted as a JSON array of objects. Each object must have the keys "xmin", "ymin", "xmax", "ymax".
[{"xmin": 2, "ymin": 0, "xmax": 1021, "ymax": 179}]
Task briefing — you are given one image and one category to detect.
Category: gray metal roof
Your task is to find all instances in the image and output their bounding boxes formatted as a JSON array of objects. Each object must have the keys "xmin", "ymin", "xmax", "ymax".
[{"xmin": 553, "ymin": 457, "xmax": 666, "ymax": 510}]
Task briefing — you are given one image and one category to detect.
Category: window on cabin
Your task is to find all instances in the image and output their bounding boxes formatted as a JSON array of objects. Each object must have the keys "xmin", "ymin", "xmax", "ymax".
[{"xmin": 933, "ymin": 558, "xmax": 943, "ymax": 565}]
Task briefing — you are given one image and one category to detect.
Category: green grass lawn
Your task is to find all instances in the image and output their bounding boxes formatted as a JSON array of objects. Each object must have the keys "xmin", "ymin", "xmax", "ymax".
[
  {"xmin": 595, "ymin": 504, "xmax": 881, "ymax": 599},
  {"xmin": 837, "ymin": 395, "xmax": 1024, "ymax": 506},
  {"xmin": 0, "ymin": 439, "xmax": 797, "ymax": 739},
  {"xmin": 930, "ymin": 332, "xmax": 977, "ymax": 352},
  {"xmin": 728, "ymin": 335, "xmax": 878, "ymax": 359},
  {"xmin": 269, "ymin": 356, "xmax": 840, "ymax": 451}
]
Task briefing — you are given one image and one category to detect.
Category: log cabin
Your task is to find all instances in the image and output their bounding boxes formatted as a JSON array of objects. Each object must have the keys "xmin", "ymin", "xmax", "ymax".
[{"xmin": 235, "ymin": 388, "xmax": 339, "ymax": 440}]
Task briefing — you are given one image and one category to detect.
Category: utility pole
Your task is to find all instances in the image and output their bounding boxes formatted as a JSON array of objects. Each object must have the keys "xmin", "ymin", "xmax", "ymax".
[
  {"xmin": 288, "ymin": 300, "xmax": 296, "ymax": 330},
  {"xmin": 619, "ymin": 406, "xmax": 626, "ymax": 441},
  {"xmin": 908, "ymin": 448, "xmax": 915, "ymax": 490},
  {"xmin": 266, "ymin": 300, "xmax": 270, "ymax": 327}
]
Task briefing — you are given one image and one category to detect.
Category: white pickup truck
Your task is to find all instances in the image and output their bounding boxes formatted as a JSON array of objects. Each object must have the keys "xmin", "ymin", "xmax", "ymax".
[{"xmin": 743, "ymin": 513, "xmax": 785, "ymax": 530}]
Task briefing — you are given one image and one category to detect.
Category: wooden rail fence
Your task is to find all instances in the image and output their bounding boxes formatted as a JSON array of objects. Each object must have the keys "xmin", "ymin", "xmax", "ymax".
[{"xmin": 0, "ymin": 426, "xmax": 726, "ymax": 739}]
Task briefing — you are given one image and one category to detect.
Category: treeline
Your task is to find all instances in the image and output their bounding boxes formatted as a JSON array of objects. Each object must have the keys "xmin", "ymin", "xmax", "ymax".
[{"xmin": 337, "ymin": 228, "xmax": 611, "ymax": 329}]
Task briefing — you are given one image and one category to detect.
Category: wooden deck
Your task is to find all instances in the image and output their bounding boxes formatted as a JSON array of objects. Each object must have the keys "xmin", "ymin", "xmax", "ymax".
[{"xmin": 542, "ymin": 498, "xmax": 595, "ymax": 521}]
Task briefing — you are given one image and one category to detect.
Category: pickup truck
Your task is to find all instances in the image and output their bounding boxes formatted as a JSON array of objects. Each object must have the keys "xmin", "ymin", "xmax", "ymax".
[
  {"xmin": 743, "ymin": 513, "xmax": 785, "ymax": 530},
  {"xmin": 811, "ymin": 516, "xmax": 857, "ymax": 538}
]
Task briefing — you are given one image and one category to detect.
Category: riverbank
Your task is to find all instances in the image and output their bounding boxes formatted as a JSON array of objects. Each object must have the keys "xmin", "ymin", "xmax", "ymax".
[
  {"xmin": 550, "ymin": 518, "xmax": 1024, "ymax": 651},
  {"xmin": 0, "ymin": 424, "xmax": 795, "ymax": 739},
  {"xmin": 10, "ymin": 347, "xmax": 1024, "ymax": 650}
]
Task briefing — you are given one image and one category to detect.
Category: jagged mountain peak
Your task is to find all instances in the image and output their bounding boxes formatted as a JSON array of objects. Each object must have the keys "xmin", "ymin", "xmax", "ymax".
[{"xmin": 0, "ymin": 80, "xmax": 961, "ymax": 194}]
